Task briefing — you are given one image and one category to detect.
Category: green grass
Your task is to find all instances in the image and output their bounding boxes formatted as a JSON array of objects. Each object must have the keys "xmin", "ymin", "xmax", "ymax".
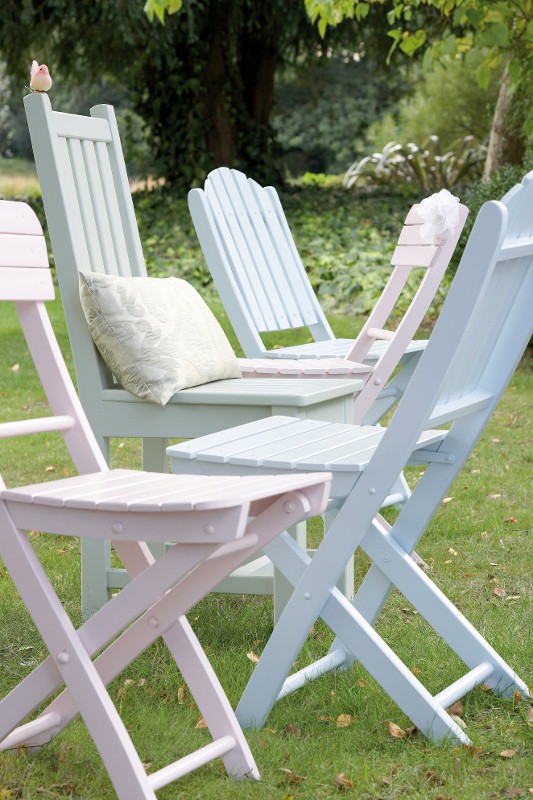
[{"xmin": 0, "ymin": 289, "xmax": 531, "ymax": 800}]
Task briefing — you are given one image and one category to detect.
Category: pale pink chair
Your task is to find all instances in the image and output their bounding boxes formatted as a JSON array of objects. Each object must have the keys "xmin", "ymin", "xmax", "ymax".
[
  {"xmin": 0, "ymin": 199, "xmax": 331, "ymax": 798},
  {"xmin": 236, "ymin": 197, "xmax": 468, "ymax": 424}
]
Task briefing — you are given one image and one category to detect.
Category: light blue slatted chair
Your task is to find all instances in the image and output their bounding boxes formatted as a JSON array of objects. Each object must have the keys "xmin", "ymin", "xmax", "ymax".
[
  {"xmin": 168, "ymin": 172, "xmax": 533, "ymax": 744},
  {"xmin": 189, "ymin": 166, "xmax": 431, "ymax": 424}
]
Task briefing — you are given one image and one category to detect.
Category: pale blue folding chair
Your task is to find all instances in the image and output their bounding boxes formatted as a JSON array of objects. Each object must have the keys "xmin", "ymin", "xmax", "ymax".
[{"xmin": 168, "ymin": 172, "xmax": 533, "ymax": 743}]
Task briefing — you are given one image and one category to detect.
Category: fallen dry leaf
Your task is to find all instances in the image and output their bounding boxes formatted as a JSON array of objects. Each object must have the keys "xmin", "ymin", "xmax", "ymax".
[
  {"xmin": 246, "ymin": 651, "xmax": 260, "ymax": 663},
  {"xmin": 513, "ymin": 691, "xmax": 521, "ymax": 711},
  {"xmin": 448, "ymin": 547, "xmax": 458, "ymax": 556},
  {"xmin": 385, "ymin": 720, "xmax": 406, "ymax": 739},
  {"xmin": 500, "ymin": 748, "xmax": 517, "ymax": 759},
  {"xmin": 493, "ymin": 587, "xmax": 507, "ymax": 598},
  {"xmin": 442, "ymin": 497, "xmax": 454, "ymax": 504},
  {"xmin": 504, "ymin": 517, "xmax": 519, "ymax": 524},
  {"xmin": 283, "ymin": 723, "xmax": 302, "ymax": 737},
  {"xmin": 481, "ymin": 531, "xmax": 488, "ymax": 539},
  {"xmin": 333, "ymin": 772, "xmax": 353, "ymax": 790},
  {"xmin": 336, "ymin": 713, "xmax": 353, "ymax": 728},
  {"xmin": 425, "ymin": 770, "xmax": 445, "ymax": 786},
  {"xmin": 9, "ymin": 364, "xmax": 19, "ymax": 373},
  {"xmin": 195, "ymin": 715, "xmax": 207, "ymax": 729},
  {"xmin": 447, "ymin": 700, "xmax": 464, "ymax": 717},
  {"xmin": 526, "ymin": 708, "xmax": 533, "ymax": 727},
  {"xmin": 279, "ymin": 768, "xmax": 305, "ymax": 783},
  {"xmin": 177, "ymin": 686, "xmax": 187, "ymax": 704},
  {"xmin": 356, "ymin": 678, "xmax": 367, "ymax": 688}
]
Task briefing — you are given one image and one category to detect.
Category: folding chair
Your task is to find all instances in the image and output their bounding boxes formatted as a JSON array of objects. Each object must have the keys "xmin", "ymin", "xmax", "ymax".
[
  {"xmin": 189, "ymin": 167, "xmax": 436, "ymax": 423},
  {"xmin": 168, "ymin": 173, "xmax": 533, "ymax": 743},
  {"xmin": 0, "ymin": 199, "xmax": 331, "ymax": 797},
  {"xmin": 23, "ymin": 92, "xmax": 361, "ymax": 615}
]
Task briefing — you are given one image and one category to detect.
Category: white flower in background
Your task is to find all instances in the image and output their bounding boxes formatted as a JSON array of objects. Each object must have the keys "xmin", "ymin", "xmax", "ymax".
[{"xmin": 418, "ymin": 189, "xmax": 460, "ymax": 244}]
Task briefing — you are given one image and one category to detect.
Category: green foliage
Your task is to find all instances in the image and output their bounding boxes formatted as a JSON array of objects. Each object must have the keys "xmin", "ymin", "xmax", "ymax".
[
  {"xmin": 306, "ymin": 0, "xmax": 533, "ymax": 92},
  {"xmin": 272, "ymin": 50, "xmax": 409, "ymax": 175},
  {"xmin": 367, "ymin": 54, "xmax": 500, "ymax": 153},
  {"xmin": 344, "ymin": 135, "xmax": 486, "ymax": 192}
]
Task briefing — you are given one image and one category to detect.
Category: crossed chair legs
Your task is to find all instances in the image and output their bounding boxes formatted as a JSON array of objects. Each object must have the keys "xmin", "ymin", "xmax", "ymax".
[
  {"xmin": 236, "ymin": 466, "xmax": 531, "ymax": 742},
  {"xmin": 0, "ymin": 483, "xmax": 326, "ymax": 799}
]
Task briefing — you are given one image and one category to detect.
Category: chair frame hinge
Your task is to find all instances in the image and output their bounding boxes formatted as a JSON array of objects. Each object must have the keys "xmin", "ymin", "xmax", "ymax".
[{"xmin": 410, "ymin": 448, "xmax": 456, "ymax": 465}]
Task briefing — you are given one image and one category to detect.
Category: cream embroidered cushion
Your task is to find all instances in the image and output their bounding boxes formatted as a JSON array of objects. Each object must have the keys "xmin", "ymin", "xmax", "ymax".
[{"xmin": 79, "ymin": 272, "xmax": 241, "ymax": 405}]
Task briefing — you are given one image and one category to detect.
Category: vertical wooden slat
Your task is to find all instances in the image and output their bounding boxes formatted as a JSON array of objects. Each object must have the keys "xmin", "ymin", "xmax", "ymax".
[
  {"xmin": 93, "ymin": 142, "xmax": 135, "ymax": 277},
  {"xmin": 90, "ymin": 105, "xmax": 147, "ymax": 278},
  {"xmin": 226, "ymin": 169, "xmax": 302, "ymax": 328},
  {"xmin": 81, "ymin": 140, "xmax": 120, "ymax": 276},
  {"xmin": 251, "ymin": 182, "xmax": 319, "ymax": 326},
  {"xmin": 67, "ymin": 138, "xmax": 105, "ymax": 273},
  {"xmin": 206, "ymin": 173, "xmax": 273, "ymax": 330},
  {"xmin": 54, "ymin": 135, "xmax": 92, "ymax": 271}
]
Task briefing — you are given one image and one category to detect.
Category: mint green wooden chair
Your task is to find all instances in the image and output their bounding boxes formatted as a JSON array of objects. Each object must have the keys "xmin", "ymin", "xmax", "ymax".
[{"xmin": 23, "ymin": 93, "xmax": 362, "ymax": 617}]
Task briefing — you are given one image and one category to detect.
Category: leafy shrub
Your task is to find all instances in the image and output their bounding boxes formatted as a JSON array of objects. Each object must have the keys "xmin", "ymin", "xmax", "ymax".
[{"xmin": 344, "ymin": 135, "xmax": 486, "ymax": 192}]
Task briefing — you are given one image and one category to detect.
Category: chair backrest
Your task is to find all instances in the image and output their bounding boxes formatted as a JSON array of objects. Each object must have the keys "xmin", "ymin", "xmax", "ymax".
[
  {"xmin": 343, "ymin": 171, "xmax": 533, "ymax": 522},
  {"xmin": 348, "ymin": 200, "xmax": 468, "ymax": 421},
  {"xmin": 188, "ymin": 168, "xmax": 467, "ymax": 366},
  {"xmin": 188, "ymin": 167, "xmax": 337, "ymax": 357},
  {"xmin": 0, "ymin": 199, "xmax": 107, "ymax": 484},
  {"xmin": 24, "ymin": 92, "xmax": 146, "ymax": 401}
]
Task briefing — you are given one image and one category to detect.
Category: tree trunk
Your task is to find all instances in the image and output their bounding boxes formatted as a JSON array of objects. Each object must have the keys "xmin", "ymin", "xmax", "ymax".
[
  {"xmin": 204, "ymin": 34, "xmax": 236, "ymax": 166},
  {"xmin": 484, "ymin": 61, "xmax": 525, "ymax": 180}
]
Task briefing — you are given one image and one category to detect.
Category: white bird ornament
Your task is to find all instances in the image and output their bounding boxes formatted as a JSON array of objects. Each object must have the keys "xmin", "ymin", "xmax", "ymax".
[{"xmin": 29, "ymin": 61, "xmax": 52, "ymax": 92}]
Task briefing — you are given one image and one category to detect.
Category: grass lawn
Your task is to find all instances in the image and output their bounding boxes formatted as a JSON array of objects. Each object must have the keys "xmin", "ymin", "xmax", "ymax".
[{"xmin": 0, "ymin": 169, "xmax": 531, "ymax": 798}]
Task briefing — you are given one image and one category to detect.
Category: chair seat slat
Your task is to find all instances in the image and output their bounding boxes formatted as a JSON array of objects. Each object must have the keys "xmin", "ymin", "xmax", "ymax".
[
  {"xmin": 1, "ymin": 469, "xmax": 328, "ymax": 512},
  {"xmin": 238, "ymin": 357, "xmax": 371, "ymax": 377}
]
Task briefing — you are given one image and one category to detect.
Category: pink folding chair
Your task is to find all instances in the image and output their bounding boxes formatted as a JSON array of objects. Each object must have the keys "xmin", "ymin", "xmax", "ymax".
[
  {"xmin": 237, "ymin": 197, "xmax": 468, "ymax": 423},
  {"xmin": 0, "ymin": 199, "xmax": 331, "ymax": 798}
]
